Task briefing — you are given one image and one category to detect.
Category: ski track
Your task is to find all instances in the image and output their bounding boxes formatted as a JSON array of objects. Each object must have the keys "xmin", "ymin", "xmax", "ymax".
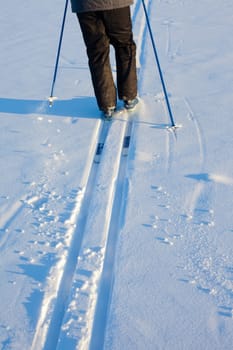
[
  {"xmin": 55, "ymin": 116, "xmax": 129, "ymax": 350},
  {"xmin": 30, "ymin": 113, "xmax": 134, "ymax": 349}
]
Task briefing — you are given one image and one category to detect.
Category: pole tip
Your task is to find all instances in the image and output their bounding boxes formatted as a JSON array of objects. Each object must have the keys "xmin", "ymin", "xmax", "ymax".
[
  {"xmin": 166, "ymin": 124, "xmax": 182, "ymax": 131},
  {"xmin": 48, "ymin": 96, "xmax": 58, "ymax": 107}
]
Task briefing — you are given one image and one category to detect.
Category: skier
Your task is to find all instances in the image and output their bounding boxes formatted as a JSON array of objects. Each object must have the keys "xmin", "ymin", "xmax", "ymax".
[{"xmin": 70, "ymin": 0, "xmax": 139, "ymax": 118}]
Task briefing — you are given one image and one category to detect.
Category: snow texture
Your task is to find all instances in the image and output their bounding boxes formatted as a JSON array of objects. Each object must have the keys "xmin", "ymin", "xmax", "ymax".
[{"xmin": 0, "ymin": 0, "xmax": 233, "ymax": 349}]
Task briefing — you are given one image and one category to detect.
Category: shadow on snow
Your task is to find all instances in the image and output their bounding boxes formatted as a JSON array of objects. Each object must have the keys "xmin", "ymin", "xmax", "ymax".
[{"xmin": 0, "ymin": 96, "xmax": 99, "ymax": 119}]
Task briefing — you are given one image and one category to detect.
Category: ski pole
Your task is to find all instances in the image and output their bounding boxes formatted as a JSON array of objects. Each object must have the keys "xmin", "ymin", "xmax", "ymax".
[
  {"xmin": 141, "ymin": 0, "xmax": 175, "ymax": 127},
  {"xmin": 48, "ymin": 0, "xmax": 69, "ymax": 107}
]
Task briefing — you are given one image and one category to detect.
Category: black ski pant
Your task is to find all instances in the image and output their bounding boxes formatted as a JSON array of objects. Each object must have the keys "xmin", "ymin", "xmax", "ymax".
[{"xmin": 77, "ymin": 7, "xmax": 137, "ymax": 111}]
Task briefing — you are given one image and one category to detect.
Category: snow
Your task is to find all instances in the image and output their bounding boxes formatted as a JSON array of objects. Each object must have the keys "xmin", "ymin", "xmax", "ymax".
[{"xmin": 1, "ymin": 0, "xmax": 233, "ymax": 349}]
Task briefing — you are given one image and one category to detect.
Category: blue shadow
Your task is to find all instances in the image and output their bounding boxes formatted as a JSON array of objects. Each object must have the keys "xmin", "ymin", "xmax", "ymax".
[
  {"xmin": 0, "ymin": 96, "xmax": 99, "ymax": 119},
  {"xmin": 185, "ymin": 173, "xmax": 212, "ymax": 182}
]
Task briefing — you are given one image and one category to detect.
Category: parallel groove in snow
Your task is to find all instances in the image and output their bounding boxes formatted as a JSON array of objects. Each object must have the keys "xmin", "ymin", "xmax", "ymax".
[{"xmin": 56, "ymin": 118, "xmax": 128, "ymax": 349}]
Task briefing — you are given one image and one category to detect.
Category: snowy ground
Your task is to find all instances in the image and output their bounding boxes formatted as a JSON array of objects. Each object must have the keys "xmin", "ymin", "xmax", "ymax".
[{"xmin": 0, "ymin": 0, "xmax": 233, "ymax": 349}]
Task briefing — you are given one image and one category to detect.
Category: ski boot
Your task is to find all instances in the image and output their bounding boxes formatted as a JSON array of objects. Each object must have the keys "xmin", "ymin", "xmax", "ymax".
[{"xmin": 124, "ymin": 97, "xmax": 139, "ymax": 111}]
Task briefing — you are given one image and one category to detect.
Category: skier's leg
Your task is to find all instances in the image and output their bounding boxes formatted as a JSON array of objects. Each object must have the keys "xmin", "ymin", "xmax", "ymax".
[
  {"xmin": 102, "ymin": 7, "xmax": 137, "ymax": 101},
  {"xmin": 77, "ymin": 12, "xmax": 117, "ymax": 111}
]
